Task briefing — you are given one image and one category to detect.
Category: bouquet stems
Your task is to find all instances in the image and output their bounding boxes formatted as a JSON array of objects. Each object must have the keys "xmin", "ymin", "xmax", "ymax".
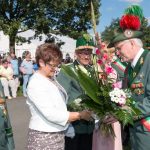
[{"xmin": 99, "ymin": 122, "xmax": 115, "ymax": 138}]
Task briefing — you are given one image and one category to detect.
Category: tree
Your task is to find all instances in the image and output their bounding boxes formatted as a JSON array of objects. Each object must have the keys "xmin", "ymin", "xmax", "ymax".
[
  {"xmin": 0, "ymin": 0, "xmax": 101, "ymax": 51},
  {"xmin": 101, "ymin": 17, "xmax": 150, "ymax": 49},
  {"xmin": 101, "ymin": 18, "xmax": 120, "ymax": 42},
  {"xmin": 140, "ymin": 18, "xmax": 150, "ymax": 49}
]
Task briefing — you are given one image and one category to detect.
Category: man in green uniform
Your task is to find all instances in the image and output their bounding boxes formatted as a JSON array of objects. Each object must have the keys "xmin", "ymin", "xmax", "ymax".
[
  {"xmin": 0, "ymin": 81, "xmax": 15, "ymax": 150},
  {"xmin": 57, "ymin": 34, "xmax": 95, "ymax": 150},
  {"xmin": 108, "ymin": 13, "xmax": 150, "ymax": 150}
]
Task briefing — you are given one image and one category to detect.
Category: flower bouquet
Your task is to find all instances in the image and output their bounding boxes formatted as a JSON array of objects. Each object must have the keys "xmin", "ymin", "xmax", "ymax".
[
  {"xmin": 61, "ymin": 44, "xmax": 141, "ymax": 137},
  {"xmin": 67, "ymin": 98, "xmax": 87, "ymax": 112}
]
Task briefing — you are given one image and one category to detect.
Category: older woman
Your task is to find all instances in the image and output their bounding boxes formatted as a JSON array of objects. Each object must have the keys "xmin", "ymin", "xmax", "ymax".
[
  {"xmin": 0, "ymin": 59, "xmax": 16, "ymax": 99},
  {"xmin": 20, "ymin": 51, "xmax": 33, "ymax": 97},
  {"xmin": 26, "ymin": 43, "xmax": 91, "ymax": 150}
]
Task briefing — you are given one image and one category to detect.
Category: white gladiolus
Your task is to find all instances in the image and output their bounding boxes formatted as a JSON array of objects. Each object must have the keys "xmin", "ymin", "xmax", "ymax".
[
  {"xmin": 74, "ymin": 98, "xmax": 82, "ymax": 106},
  {"xmin": 109, "ymin": 88, "xmax": 127, "ymax": 105}
]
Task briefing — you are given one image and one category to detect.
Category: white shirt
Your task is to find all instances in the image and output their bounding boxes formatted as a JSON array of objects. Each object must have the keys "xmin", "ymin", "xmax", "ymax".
[
  {"xmin": 0, "ymin": 65, "xmax": 14, "ymax": 80},
  {"xmin": 26, "ymin": 72, "xmax": 69, "ymax": 132},
  {"xmin": 131, "ymin": 48, "xmax": 144, "ymax": 68}
]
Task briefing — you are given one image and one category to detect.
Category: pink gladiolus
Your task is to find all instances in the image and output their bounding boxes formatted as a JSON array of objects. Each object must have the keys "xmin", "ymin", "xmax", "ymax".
[
  {"xmin": 105, "ymin": 66, "xmax": 113, "ymax": 74},
  {"xmin": 102, "ymin": 53, "xmax": 108, "ymax": 60},
  {"xmin": 101, "ymin": 43, "xmax": 106, "ymax": 49},
  {"xmin": 118, "ymin": 98, "xmax": 126, "ymax": 105},
  {"xmin": 112, "ymin": 81, "xmax": 122, "ymax": 89},
  {"xmin": 96, "ymin": 49, "xmax": 101, "ymax": 55},
  {"xmin": 97, "ymin": 59, "xmax": 103, "ymax": 65}
]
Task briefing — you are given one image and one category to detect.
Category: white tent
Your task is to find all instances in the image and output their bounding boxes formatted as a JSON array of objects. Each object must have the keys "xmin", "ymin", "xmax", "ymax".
[
  {"xmin": 0, "ymin": 31, "xmax": 9, "ymax": 54},
  {"xmin": 0, "ymin": 30, "xmax": 76, "ymax": 59}
]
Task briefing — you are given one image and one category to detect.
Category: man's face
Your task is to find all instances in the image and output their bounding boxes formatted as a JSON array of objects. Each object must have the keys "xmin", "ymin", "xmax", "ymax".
[
  {"xmin": 75, "ymin": 49, "xmax": 92, "ymax": 65},
  {"xmin": 115, "ymin": 40, "xmax": 135, "ymax": 62}
]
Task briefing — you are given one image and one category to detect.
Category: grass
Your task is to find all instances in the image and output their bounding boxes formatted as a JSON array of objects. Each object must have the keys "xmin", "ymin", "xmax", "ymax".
[{"xmin": 17, "ymin": 85, "xmax": 23, "ymax": 96}]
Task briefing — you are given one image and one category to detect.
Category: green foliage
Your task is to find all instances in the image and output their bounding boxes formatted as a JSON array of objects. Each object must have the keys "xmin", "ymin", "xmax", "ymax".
[
  {"xmin": 62, "ymin": 62, "xmax": 141, "ymax": 136},
  {"xmin": 101, "ymin": 18, "xmax": 120, "ymax": 42},
  {"xmin": 140, "ymin": 18, "xmax": 150, "ymax": 49},
  {"xmin": 62, "ymin": 64, "xmax": 101, "ymax": 104},
  {"xmin": 0, "ymin": 0, "xmax": 101, "ymax": 49}
]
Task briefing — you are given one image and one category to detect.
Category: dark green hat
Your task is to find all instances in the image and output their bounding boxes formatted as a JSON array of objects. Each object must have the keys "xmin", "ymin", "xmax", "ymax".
[
  {"xmin": 108, "ymin": 5, "xmax": 144, "ymax": 48},
  {"xmin": 76, "ymin": 34, "xmax": 95, "ymax": 50},
  {"xmin": 108, "ymin": 29, "xmax": 143, "ymax": 48}
]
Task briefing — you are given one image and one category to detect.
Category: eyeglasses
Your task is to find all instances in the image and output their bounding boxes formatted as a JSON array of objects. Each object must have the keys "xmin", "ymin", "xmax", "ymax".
[
  {"xmin": 77, "ymin": 51, "xmax": 92, "ymax": 56},
  {"xmin": 46, "ymin": 62, "xmax": 60, "ymax": 68},
  {"xmin": 115, "ymin": 41, "xmax": 129, "ymax": 52}
]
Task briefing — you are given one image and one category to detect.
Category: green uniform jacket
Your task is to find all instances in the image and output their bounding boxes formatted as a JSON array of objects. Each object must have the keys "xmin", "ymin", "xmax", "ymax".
[
  {"xmin": 123, "ymin": 50, "xmax": 150, "ymax": 150},
  {"xmin": 0, "ymin": 81, "xmax": 15, "ymax": 150},
  {"xmin": 57, "ymin": 61, "xmax": 94, "ymax": 134}
]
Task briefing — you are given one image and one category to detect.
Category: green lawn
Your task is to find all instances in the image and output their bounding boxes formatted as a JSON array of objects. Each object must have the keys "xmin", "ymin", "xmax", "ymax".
[{"xmin": 17, "ymin": 86, "xmax": 23, "ymax": 96}]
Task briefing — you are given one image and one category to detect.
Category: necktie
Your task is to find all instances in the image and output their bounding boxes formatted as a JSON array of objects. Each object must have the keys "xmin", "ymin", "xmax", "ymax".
[{"xmin": 128, "ymin": 64, "xmax": 133, "ymax": 86}]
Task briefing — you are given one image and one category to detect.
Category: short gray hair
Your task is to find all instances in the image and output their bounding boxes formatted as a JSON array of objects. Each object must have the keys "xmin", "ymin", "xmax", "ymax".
[{"xmin": 131, "ymin": 38, "xmax": 143, "ymax": 47}]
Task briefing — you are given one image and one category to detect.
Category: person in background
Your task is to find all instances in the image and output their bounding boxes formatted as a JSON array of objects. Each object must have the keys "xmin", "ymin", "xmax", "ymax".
[
  {"xmin": 0, "ymin": 80, "xmax": 15, "ymax": 150},
  {"xmin": 26, "ymin": 43, "xmax": 92, "ymax": 150},
  {"xmin": 57, "ymin": 34, "xmax": 95, "ymax": 150},
  {"xmin": 10, "ymin": 52, "xmax": 19, "ymax": 98},
  {"xmin": 17, "ymin": 57, "xmax": 23, "ymax": 86},
  {"xmin": 20, "ymin": 51, "xmax": 33, "ymax": 97},
  {"xmin": 0, "ymin": 59, "xmax": 16, "ymax": 99},
  {"xmin": 32, "ymin": 59, "xmax": 39, "ymax": 71}
]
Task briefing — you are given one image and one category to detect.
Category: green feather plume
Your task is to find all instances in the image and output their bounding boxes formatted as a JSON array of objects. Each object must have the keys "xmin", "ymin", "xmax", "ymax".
[
  {"xmin": 83, "ymin": 34, "xmax": 92, "ymax": 42},
  {"xmin": 124, "ymin": 5, "xmax": 143, "ymax": 22}
]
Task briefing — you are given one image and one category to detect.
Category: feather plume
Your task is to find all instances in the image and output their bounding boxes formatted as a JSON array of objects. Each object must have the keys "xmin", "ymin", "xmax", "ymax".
[{"xmin": 124, "ymin": 5, "xmax": 143, "ymax": 22}]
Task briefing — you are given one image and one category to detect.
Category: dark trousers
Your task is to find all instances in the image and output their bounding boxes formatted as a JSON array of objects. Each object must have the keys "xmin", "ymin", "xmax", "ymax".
[{"xmin": 65, "ymin": 133, "xmax": 93, "ymax": 150}]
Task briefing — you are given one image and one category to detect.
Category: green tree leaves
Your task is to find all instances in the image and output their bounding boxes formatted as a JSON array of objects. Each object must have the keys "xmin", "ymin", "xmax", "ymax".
[{"xmin": 0, "ymin": 0, "xmax": 101, "ymax": 50}]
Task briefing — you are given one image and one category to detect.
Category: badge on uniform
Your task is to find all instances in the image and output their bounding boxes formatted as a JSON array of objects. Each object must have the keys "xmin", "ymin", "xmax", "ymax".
[{"xmin": 131, "ymin": 81, "xmax": 144, "ymax": 95}]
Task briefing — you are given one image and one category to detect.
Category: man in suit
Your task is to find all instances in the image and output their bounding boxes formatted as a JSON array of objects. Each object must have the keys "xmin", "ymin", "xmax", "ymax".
[
  {"xmin": 108, "ymin": 25, "xmax": 150, "ymax": 150},
  {"xmin": 57, "ymin": 34, "xmax": 95, "ymax": 150}
]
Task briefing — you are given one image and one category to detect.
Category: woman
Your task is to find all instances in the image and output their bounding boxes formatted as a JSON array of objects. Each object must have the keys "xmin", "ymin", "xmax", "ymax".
[
  {"xmin": 26, "ymin": 43, "xmax": 91, "ymax": 150},
  {"xmin": 0, "ymin": 59, "xmax": 16, "ymax": 99},
  {"xmin": 20, "ymin": 51, "xmax": 33, "ymax": 97}
]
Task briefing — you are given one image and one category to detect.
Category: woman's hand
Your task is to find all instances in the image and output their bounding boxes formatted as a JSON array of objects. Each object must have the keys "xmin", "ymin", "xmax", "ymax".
[
  {"xmin": 68, "ymin": 111, "xmax": 92, "ymax": 122},
  {"xmin": 80, "ymin": 110, "xmax": 93, "ymax": 121}
]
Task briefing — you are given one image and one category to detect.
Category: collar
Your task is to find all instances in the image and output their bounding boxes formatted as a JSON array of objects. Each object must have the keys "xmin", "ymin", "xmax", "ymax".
[
  {"xmin": 75, "ymin": 60, "xmax": 91, "ymax": 68},
  {"xmin": 131, "ymin": 48, "xmax": 144, "ymax": 68}
]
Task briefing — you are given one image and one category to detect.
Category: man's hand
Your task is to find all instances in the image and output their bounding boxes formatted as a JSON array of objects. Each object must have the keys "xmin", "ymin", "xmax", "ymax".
[
  {"xmin": 102, "ymin": 115, "xmax": 118, "ymax": 124},
  {"xmin": 121, "ymin": 105, "xmax": 132, "ymax": 113}
]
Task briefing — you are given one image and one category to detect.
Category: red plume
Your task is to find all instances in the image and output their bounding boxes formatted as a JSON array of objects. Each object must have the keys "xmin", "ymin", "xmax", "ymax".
[{"xmin": 120, "ymin": 15, "xmax": 141, "ymax": 30}]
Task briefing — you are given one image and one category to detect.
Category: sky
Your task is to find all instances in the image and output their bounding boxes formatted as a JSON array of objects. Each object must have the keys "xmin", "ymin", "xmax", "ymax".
[{"xmin": 96, "ymin": 0, "xmax": 150, "ymax": 33}]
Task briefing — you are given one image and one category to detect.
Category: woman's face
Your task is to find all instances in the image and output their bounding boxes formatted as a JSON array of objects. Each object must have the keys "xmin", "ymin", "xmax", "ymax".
[
  {"xmin": 3, "ymin": 61, "xmax": 9, "ymax": 68},
  {"xmin": 26, "ymin": 53, "xmax": 31, "ymax": 60},
  {"xmin": 39, "ymin": 59, "xmax": 60, "ymax": 78}
]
